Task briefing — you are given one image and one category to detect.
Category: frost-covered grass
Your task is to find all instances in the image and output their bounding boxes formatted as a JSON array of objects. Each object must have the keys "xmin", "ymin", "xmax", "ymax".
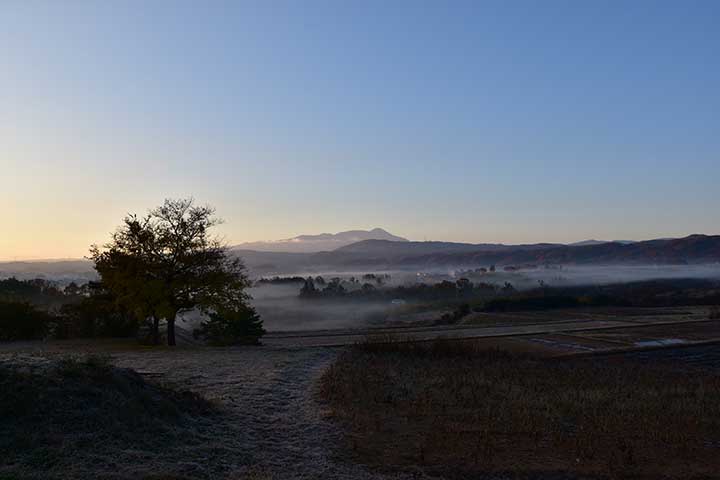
[
  {"xmin": 0, "ymin": 346, "xmax": 375, "ymax": 480},
  {"xmin": 0, "ymin": 354, "xmax": 217, "ymax": 480}
]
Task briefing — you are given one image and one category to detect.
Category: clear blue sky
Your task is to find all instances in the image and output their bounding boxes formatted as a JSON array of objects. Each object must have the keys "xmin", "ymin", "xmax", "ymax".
[{"xmin": 2, "ymin": 0, "xmax": 719, "ymax": 259}]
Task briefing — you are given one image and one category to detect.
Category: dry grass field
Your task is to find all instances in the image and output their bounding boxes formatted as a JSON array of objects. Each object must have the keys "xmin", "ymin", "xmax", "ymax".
[{"xmin": 320, "ymin": 337, "xmax": 720, "ymax": 479}]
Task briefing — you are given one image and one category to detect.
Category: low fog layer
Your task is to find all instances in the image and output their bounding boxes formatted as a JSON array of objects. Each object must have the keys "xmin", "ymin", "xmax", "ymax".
[
  {"xmin": 517, "ymin": 264, "xmax": 720, "ymax": 287},
  {"xmin": 3, "ymin": 262, "xmax": 720, "ymax": 333},
  {"xmin": 249, "ymin": 284, "xmax": 392, "ymax": 332},
  {"xmin": 246, "ymin": 264, "xmax": 720, "ymax": 332}
]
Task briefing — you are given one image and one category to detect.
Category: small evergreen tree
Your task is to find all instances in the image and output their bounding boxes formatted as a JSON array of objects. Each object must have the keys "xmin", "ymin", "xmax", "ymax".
[{"xmin": 194, "ymin": 305, "xmax": 265, "ymax": 345}]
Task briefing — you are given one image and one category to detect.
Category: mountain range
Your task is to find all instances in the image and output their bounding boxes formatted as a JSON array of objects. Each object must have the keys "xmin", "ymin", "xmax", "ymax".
[
  {"xmin": 3, "ymin": 231, "xmax": 720, "ymax": 280},
  {"xmin": 234, "ymin": 228, "xmax": 407, "ymax": 253},
  {"xmin": 235, "ymin": 234, "xmax": 720, "ymax": 274},
  {"xmin": 321, "ymin": 235, "xmax": 719, "ymax": 269}
]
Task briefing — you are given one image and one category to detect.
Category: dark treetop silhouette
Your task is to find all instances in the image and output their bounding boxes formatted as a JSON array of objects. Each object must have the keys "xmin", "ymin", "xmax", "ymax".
[{"xmin": 90, "ymin": 198, "xmax": 255, "ymax": 346}]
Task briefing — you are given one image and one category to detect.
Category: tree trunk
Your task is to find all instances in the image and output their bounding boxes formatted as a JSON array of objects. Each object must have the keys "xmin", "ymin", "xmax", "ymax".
[
  {"xmin": 152, "ymin": 316, "xmax": 160, "ymax": 345},
  {"xmin": 167, "ymin": 314, "xmax": 177, "ymax": 346}
]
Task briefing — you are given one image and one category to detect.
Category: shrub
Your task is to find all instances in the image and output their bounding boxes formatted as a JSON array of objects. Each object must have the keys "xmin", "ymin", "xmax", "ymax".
[
  {"xmin": 436, "ymin": 303, "xmax": 471, "ymax": 325},
  {"xmin": 194, "ymin": 305, "xmax": 265, "ymax": 346},
  {"xmin": 58, "ymin": 295, "xmax": 138, "ymax": 339},
  {"xmin": 0, "ymin": 301, "xmax": 53, "ymax": 341}
]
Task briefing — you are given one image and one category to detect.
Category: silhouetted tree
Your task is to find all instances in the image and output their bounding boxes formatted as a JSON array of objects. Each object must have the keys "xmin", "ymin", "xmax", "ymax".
[
  {"xmin": 0, "ymin": 277, "xmax": 65, "ymax": 306},
  {"xmin": 300, "ymin": 277, "xmax": 318, "ymax": 298},
  {"xmin": 59, "ymin": 282, "xmax": 137, "ymax": 339},
  {"xmin": 64, "ymin": 282, "xmax": 81, "ymax": 296},
  {"xmin": 455, "ymin": 278, "xmax": 473, "ymax": 297},
  {"xmin": 323, "ymin": 278, "xmax": 347, "ymax": 296},
  {"xmin": 90, "ymin": 198, "xmax": 255, "ymax": 346}
]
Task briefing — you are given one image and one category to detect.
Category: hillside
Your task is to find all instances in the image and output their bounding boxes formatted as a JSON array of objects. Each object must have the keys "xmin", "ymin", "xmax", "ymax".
[
  {"xmin": 336, "ymin": 239, "xmax": 560, "ymax": 256},
  {"xmin": 334, "ymin": 234, "xmax": 720, "ymax": 269},
  {"xmin": 300, "ymin": 234, "xmax": 720, "ymax": 270}
]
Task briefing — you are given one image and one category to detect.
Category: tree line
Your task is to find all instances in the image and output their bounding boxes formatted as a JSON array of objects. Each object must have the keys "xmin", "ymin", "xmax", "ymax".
[{"xmin": 299, "ymin": 276, "xmax": 516, "ymax": 302}]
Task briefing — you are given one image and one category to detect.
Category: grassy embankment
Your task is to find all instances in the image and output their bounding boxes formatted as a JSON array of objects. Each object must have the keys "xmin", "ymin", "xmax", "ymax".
[{"xmin": 0, "ymin": 355, "xmax": 215, "ymax": 479}]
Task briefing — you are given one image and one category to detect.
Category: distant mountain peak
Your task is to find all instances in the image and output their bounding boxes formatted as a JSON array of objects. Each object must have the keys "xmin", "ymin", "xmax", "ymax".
[{"xmin": 234, "ymin": 228, "xmax": 408, "ymax": 253}]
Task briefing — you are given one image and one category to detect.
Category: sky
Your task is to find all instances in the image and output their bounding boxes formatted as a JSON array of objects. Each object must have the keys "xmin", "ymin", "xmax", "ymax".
[{"xmin": 1, "ymin": 0, "xmax": 719, "ymax": 260}]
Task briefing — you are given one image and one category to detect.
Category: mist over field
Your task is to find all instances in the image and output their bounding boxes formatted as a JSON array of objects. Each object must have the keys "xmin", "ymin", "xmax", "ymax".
[
  {"xmin": 249, "ymin": 283, "xmax": 391, "ymax": 332},
  {"xmin": 243, "ymin": 264, "xmax": 720, "ymax": 332},
  {"xmin": 519, "ymin": 264, "xmax": 720, "ymax": 287}
]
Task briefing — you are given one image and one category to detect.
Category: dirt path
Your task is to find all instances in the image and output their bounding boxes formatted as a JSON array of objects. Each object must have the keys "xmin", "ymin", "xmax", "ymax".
[{"xmin": 108, "ymin": 346, "xmax": 414, "ymax": 480}]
